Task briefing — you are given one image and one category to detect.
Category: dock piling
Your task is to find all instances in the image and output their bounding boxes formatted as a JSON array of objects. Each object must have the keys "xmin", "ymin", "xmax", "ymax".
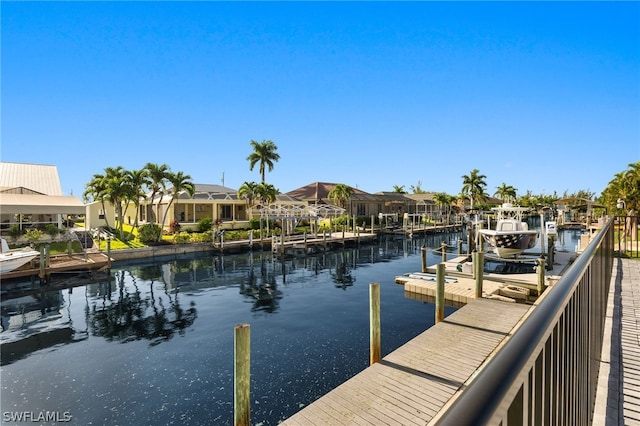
[
  {"xmin": 435, "ymin": 263, "xmax": 445, "ymax": 323},
  {"xmin": 421, "ymin": 246, "xmax": 427, "ymax": 273},
  {"xmin": 369, "ymin": 283, "xmax": 381, "ymax": 365},
  {"xmin": 234, "ymin": 323, "xmax": 251, "ymax": 426},
  {"xmin": 537, "ymin": 257, "xmax": 546, "ymax": 296},
  {"xmin": 441, "ymin": 242, "xmax": 447, "ymax": 263},
  {"xmin": 475, "ymin": 251, "xmax": 484, "ymax": 298}
]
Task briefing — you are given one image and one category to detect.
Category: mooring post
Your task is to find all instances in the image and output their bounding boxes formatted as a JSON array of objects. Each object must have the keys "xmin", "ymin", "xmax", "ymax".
[
  {"xmin": 475, "ymin": 251, "xmax": 484, "ymax": 298},
  {"xmin": 234, "ymin": 323, "xmax": 250, "ymax": 426},
  {"xmin": 441, "ymin": 242, "xmax": 447, "ymax": 263},
  {"xmin": 304, "ymin": 232, "xmax": 307, "ymax": 250},
  {"xmin": 323, "ymin": 230, "xmax": 327, "ymax": 251},
  {"xmin": 370, "ymin": 215, "xmax": 374, "ymax": 235},
  {"xmin": 471, "ymin": 250, "xmax": 477, "ymax": 279},
  {"xmin": 537, "ymin": 257, "xmax": 546, "ymax": 296},
  {"xmin": 369, "ymin": 283, "xmax": 381, "ymax": 365},
  {"xmin": 39, "ymin": 245, "xmax": 46, "ymax": 282},
  {"xmin": 435, "ymin": 263, "xmax": 445, "ymax": 323},
  {"xmin": 107, "ymin": 239, "xmax": 112, "ymax": 268},
  {"xmin": 467, "ymin": 221, "xmax": 473, "ymax": 254},
  {"xmin": 67, "ymin": 239, "xmax": 73, "ymax": 256},
  {"xmin": 458, "ymin": 239, "xmax": 463, "ymax": 256},
  {"xmin": 421, "ymin": 245, "xmax": 427, "ymax": 273},
  {"xmin": 547, "ymin": 237, "xmax": 554, "ymax": 270}
]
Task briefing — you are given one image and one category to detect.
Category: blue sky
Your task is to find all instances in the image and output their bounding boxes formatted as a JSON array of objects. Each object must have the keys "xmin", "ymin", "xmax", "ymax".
[{"xmin": 2, "ymin": 2, "xmax": 639, "ymax": 199}]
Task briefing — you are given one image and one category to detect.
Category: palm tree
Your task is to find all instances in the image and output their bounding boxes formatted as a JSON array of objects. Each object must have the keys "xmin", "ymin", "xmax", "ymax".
[
  {"xmin": 328, "ymin": 184, "xmax": 353, "ymax": 209},
  {"xmin": 84, "ymin": 173, "xmax": 111, "ymax": 229},
  {"xmin": 461, "ymin": 169, "xmax": 487, "ymax": 210},
  {"xmin": 124, "ymin": 168, "xmax": 149, "ymax": 230},
  {"xmin": 494, "ymin": 183, "xmax": 517, "ymax": 204},
  {"xmin": 410, "ymin": 181, "xmax": 426, "ymax": 194},
  {"xmin": 392, "ymin": 185, "xmax": 406, "ymax": 193},
  {"xmin": 247, "ymin": 140, "xmax": 280, "ymax": 183},
  {"xmin": 433, "ymin": 192, "xmax": 450, "ymax": 221},
  {"xmin": 238, "ymin": 181, "xmax": 260, "ymax": 208},
  {"xmin": 160, "ymin": 171, "xmax": 195, "ymax": 235},
  {"xmin": 255, "ymin": 183, "xmax": 279, "ymax": 204},
  {"xmin": 103, "ymin": 166, "xmax": 131, "ymax": 239},
  {"xmin": 144, "ymin": 163, "xmax": 170, "ymax": 224}
]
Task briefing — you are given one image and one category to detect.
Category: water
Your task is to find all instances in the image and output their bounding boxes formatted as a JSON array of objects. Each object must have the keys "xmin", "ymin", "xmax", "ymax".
[{"xmin": 0, "ymin": 230, "xmax": 581, "ymax": 425}]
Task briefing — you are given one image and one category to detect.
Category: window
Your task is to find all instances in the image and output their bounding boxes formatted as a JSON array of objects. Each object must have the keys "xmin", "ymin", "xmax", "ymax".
[
  {"xmin": 221, "ymin": 205, "xmax": 232, "ymax": 220},
  {"xmin": 357, "ymin": 203, "xmax": 366, "ymax": 216}
]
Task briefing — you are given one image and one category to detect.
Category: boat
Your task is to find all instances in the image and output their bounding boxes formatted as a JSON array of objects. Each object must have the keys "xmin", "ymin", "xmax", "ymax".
[
  {"xmin": 0, "ymin": 238, "xmax": 39, "ymax": 274},
  {"xmin": 478, "ymin": 203, "xmax": 538, "ymax": 258}
]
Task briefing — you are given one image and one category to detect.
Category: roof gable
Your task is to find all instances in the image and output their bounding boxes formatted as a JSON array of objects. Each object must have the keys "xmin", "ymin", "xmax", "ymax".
[{"xmin": 0, "ymin": 162, "xmax": 63, "ymax": 195}]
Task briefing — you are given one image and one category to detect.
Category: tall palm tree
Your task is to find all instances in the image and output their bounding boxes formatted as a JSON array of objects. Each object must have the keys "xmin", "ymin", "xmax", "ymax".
[
  {"xmin": 144, "ymin": 163, "xmax": 170, "ymax": 224},
  {"xmin": 124, "ymin": 168, "xmax": 149, "ymax": 230},
  {"xmin": 84, "ymin": 172, "xmax": 111, "ymax": 230},
  {"xmin": 461, "ymin": 169, "xmax": 487, "ymax": 210},
  {"xmin": 247, "ymin": 140, "xmax": 280, "ymax": 183},
  {"xmin": 328, "ymin": 184, "xmax": 353, "ymax": 209},
  {"xmin": 103, "ymin": 166, "xmax": 131, "ymax": 239},
  {"xmin": 494, "ymin": 183, "xmax": 517, "ymax": 204},
  {"xmin": 392, "ymin": 185, "xmax": 406, "ymax": 193},
  {"xmin": 160, "ymin": 171, "xmax": 196, "ymax": 235},
  {"xmin": 433, "ymin": 192, "xmax": 450, "ymax": 220}
]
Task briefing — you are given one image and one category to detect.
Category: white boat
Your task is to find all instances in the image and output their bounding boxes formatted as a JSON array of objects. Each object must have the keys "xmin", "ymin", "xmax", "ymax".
[
  {"xmin": 0, "ymin": 238, "xmax": 39, "ymax": 273},
  {"xmin": 478, "ymin": 203, "xmax": 538, "ymax": 258}
]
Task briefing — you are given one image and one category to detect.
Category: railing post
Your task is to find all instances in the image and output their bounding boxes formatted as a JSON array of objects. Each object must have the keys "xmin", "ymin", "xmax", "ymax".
[
  {"xmin": 234, "ymin": 323, "xmax": 250, "ymax": 426},
  {"xmin": 370, "ymin": 283, "xmax": 381, "ymax": 365},
  {"xmin": 436, "ymin": 263, "xmax": 445, "ymax": 323}
]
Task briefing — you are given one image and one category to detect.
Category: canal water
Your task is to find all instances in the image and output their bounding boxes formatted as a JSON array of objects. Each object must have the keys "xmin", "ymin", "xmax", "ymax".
[{"xmin": 0, "ymin": 229, "xmax": 581, "ymax": 425}]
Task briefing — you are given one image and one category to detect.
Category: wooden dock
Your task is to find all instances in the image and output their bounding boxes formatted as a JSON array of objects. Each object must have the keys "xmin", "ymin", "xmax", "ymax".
[
  {"xmin": 280, "ymin": 250, "xmax": 577, "ymax": 424},
  {"xmin": 0, "ymin": 251, "xmax": 112, "ymax": 282},
  {"xmin": 280, "ymin": 298, "xmax": 531, "ymax": 425}
]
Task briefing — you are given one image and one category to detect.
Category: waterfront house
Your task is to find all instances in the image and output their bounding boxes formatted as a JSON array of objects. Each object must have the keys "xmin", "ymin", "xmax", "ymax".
[{"xmin": 0, "ymin": 162, "xmax": 85, "ymax": 232}]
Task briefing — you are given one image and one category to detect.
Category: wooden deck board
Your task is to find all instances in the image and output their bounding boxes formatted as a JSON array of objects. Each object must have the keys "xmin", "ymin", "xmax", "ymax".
[{"xmin": 281, "ymin": 298, "xmax": 530, "ymax": 425}]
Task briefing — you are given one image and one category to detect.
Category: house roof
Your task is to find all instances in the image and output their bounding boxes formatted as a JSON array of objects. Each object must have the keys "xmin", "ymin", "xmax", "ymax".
[
  {"xmin": 285, "ymin": 182, "xmax": 370, "ymax": 201},
  {"xmin": 0, "ymin": 193, "xmax": 85, "ymax": 215},
  {"xmin": 0, "ymin": 162, "xmax": 63, "ymax": 195}
]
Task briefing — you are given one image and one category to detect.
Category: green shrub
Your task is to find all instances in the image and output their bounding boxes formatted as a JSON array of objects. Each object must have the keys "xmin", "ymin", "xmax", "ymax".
[
  {"xmin": 138, "ymin": 224, "xmax": 162, "ymax": 244},
  {"xmin": 173, "ymin": 231, "xmax": 191, "ymax": 244},
  {"xmin": 197, "ymin": 217, "xmax": 213, "ymax": 232},
  {"xmin": 45, "ymin": 224, "xmax": 60, "ymax": 238},
  {"xmin": 249, "ymin": 218, "xmax": 261, "ymax": 230},
  {"xmin": 8, "ymin": 224, "xmax": 23, "ymax": 242},
  {"xmin": 190, "ymin": 232, "xmax": 212, "ymax": 243},
  {"xmin": 25, "ymin": 229, "xmax": 44, "ymax": 244}
]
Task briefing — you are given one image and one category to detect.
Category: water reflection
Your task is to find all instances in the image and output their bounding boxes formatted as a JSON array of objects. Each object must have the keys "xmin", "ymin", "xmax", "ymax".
[
  {"xmin": 0, "ymin": 231, "xmax": 581, "ymax": 425},
  {"xmin": 87, "ymin": 270, "xmax": 197, "ymax": 346}
]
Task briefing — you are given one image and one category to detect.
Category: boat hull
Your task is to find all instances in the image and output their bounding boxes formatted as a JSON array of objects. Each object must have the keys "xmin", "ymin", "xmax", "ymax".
[
  {"xmin": 479, "ymin": 230, "xmax": 538, "ymax": 258},
  {"xmin": 0, "ymin": 251, "xmax": 39, "ymax": 273}
]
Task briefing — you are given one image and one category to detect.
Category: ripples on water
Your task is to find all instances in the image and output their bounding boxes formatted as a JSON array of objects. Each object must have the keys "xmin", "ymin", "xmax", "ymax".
[{"xmin": 0, "ymin": 230, "xmax": 580, "ymax": 425}]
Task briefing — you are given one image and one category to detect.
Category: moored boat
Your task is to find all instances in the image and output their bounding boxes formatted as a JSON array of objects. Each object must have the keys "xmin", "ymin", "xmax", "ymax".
[
  {"xmin": 478, "ymin": 203, "xmax": 538, "ymax": 258},
  {"xmin": 0, "ymin": 238, "xmax": 39, "ymax": 274}
]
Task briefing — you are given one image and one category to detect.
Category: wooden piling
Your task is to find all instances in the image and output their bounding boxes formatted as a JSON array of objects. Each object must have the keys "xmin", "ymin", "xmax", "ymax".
[
  {"xmin": 369, "ymin": 283, "xmax": 381, "ymax": 365},
  {"xmin": 421, "ymin": 246, "xmax": 427, "ymax": 273},
  {"xmin": 475, "ymin": 251, "xmax": 484, "ymax": 298},
  {"xmin": 441, "ymin": 242, "xmax": 447, "ymax": 263},
  {"xmin": 435, "ymin": 263, "xmax": 445, "ymax": 323},
  {"xmin": 234, "ymin": 323, "xmax": 250, "ymax": 426},
  {"xmin": 537, "ymin": 257, "xmax": 546, "ymax": 296},
  {"xmin": 458, "ymin": 239, "xmax": 463, "ymax": 256}
]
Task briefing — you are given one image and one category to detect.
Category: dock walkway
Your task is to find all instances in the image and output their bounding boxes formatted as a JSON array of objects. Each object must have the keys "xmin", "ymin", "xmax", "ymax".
[
  {"xmin": 594, "ymin": 257, "xmax": 640, "ymax": 425},
  {"xmin": 280, "ymin": 298, "xmax": 531, "ymax": 425}
]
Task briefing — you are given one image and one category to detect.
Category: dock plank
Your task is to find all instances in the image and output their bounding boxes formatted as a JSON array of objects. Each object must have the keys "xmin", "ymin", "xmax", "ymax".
[{"xmin": 281, "ymin": 298, "xmax": 530, "ymax": 425}]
